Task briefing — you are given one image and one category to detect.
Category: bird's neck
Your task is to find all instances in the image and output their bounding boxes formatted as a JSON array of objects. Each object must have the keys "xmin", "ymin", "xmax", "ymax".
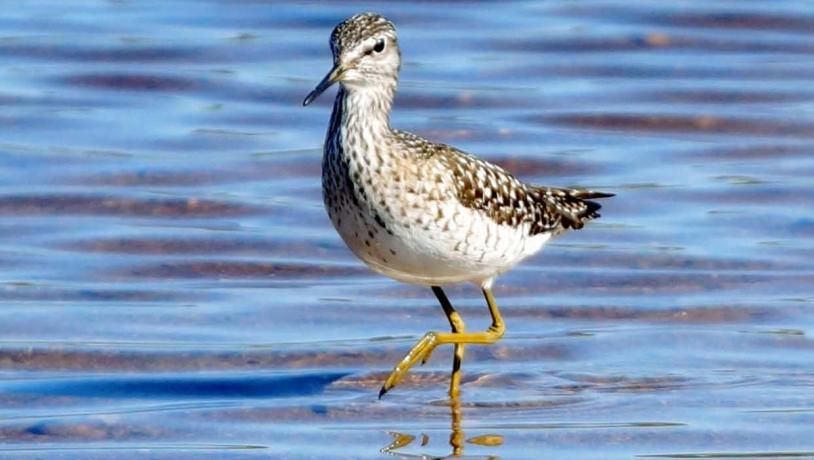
[
  {"xmin": 323, "ymin": 82, "xmax": 398, "ymax": 202},
  {"xmin": 332, "ymin": 82, "xmax": 396, "ymax": 142}
]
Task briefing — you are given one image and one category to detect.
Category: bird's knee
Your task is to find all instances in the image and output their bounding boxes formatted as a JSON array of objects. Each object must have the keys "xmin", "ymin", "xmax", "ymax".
[{"xmin": 449, "ymin": 312, "xmax": 466, "ymax": 333}]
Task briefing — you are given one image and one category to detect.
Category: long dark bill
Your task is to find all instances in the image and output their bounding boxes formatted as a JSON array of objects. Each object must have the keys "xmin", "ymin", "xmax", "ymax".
[{"xmin": 303, "ymin": 64, "xmax": 343, "ymax": 106}]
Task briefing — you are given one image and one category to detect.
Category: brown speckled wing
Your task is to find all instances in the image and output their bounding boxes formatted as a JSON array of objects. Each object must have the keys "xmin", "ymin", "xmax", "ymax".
[{"xmin": 397, "ymin": 132, "xmax": 612, "ymax": 235}]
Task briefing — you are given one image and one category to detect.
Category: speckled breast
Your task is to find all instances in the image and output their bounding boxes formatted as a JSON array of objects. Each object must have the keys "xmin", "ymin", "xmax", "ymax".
[{"xmin": 320, "ymin": 139, "xmax": 542, "ymax": 287}]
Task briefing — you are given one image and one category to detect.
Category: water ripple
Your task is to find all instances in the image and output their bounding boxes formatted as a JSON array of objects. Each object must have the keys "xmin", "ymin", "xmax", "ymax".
[
  {"xmin": 2, "ymin": 372, "xmax": 347, "ymax": 399},
  {"xmin": 0, "ymin": 194, "xmax": 258, "ymax": 217}
]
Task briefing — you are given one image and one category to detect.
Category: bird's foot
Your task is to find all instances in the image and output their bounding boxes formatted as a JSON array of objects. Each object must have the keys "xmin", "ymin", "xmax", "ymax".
[
  {"xmin": 379, "ymin": 332, "xmax": 440, "ymax": 398},
  {"xmin": 378, "ymin": 327, "xmax": 504, "ymax": 398}
]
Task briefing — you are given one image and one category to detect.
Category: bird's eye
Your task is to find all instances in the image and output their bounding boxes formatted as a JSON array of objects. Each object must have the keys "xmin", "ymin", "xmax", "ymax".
[{"xmin": 373, "ymin": 38, "xmax": 385, "ymax": 53}]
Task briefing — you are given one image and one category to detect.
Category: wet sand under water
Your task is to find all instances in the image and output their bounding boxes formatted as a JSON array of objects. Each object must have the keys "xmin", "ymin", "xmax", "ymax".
[{"xmin": 0, "ymin": 1, "xmax": 813, "ymax": 459}]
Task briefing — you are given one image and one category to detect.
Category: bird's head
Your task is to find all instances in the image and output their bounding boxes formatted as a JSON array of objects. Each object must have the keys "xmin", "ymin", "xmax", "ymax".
[{"xmin": 303, "ymin": 12, "xmax": 400, "ymax": 106}]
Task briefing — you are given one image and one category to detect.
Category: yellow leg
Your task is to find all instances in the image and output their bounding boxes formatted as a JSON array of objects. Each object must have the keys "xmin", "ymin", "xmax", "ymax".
[
  {"xmin": 432, "ymin": 286, "xmax": 466, "ymax": 399},
  {"xmin": 449, "ymin": 390, "xmax": 464, "ymax": 456},
  {"xmin": 379, "ymin": 286, "xmax": 505, "ymax": 398}
]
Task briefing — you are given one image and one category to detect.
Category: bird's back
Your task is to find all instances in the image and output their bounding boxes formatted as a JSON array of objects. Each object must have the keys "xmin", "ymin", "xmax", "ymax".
[{"xmin": 394, "ymin": 129, "xmax": 611, "ymax": 237}]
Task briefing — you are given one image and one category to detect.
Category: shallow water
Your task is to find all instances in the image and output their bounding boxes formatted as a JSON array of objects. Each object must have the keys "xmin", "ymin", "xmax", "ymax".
[{"xmin": 1, "ymin": 1, "xmax": 813, "ymax": 458}]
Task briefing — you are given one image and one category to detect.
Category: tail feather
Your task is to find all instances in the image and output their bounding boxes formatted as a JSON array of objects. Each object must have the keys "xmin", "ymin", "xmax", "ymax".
[
  {"xmin": 575, "ymin": 190, "xmax": 614, "ymax": 221},
  {"xmin": 573, "ymin": 190, "xmax": 615, "ymax": 200},
  {"xmin": 537, "ymin": 187, "xmax": 614, "ymax": 231}
]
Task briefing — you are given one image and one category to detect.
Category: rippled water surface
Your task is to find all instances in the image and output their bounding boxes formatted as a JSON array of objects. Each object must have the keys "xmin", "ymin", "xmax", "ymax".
[{"xmin": 1, "ymin": 1, "xmax": 813, "ymax": 458}]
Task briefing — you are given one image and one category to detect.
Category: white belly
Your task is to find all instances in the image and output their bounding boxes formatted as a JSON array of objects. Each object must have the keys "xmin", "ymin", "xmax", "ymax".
[{"xmin": 328, "ymin": 196, "xmax": 550, "ymax": 287}]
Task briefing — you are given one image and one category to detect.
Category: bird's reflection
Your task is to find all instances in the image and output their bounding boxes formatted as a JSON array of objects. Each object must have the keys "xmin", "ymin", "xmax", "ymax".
[
  {"xmin": 448, "ymin": 394, "xmax": 466, "ymax": 456},
  {"xmin": 381, "ymin": 395, "xmax": 503, "ymax": 458}
]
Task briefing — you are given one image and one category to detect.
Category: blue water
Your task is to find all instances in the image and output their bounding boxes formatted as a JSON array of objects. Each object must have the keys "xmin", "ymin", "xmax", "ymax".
[{"xmin": 0, "ymin": 1, "xmax": 812, "ymax": 458}]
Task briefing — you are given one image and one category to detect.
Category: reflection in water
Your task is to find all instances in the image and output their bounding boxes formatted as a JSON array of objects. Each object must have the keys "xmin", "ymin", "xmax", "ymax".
[
  {"xmin": 381, "ymin": 394, "xmax": 503, "ymax": 459},
  {"xmin": 381, "ymin": 432, "xmax": 416, "ymax": 455},
  {"xmin": 450, "ymin": 396, "xmax": 465, "ymax": 457}
]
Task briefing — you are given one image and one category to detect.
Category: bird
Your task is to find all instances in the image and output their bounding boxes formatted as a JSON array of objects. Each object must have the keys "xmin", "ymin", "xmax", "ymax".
[{"xmin": 302, "ymin": 12, "xmax": 613, "ymax": 399}]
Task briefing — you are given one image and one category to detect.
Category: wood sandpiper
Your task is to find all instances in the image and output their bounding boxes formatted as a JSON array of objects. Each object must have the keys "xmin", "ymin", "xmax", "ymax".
[{"xmin": 303, "ymin": 12, "xmax": 613, "ymax": 399}]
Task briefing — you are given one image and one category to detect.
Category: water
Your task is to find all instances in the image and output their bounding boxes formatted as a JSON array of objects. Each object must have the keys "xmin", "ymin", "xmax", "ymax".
[{"xmin": 1, "ymin": 1, "xmax": 813, "ymax": 458}]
